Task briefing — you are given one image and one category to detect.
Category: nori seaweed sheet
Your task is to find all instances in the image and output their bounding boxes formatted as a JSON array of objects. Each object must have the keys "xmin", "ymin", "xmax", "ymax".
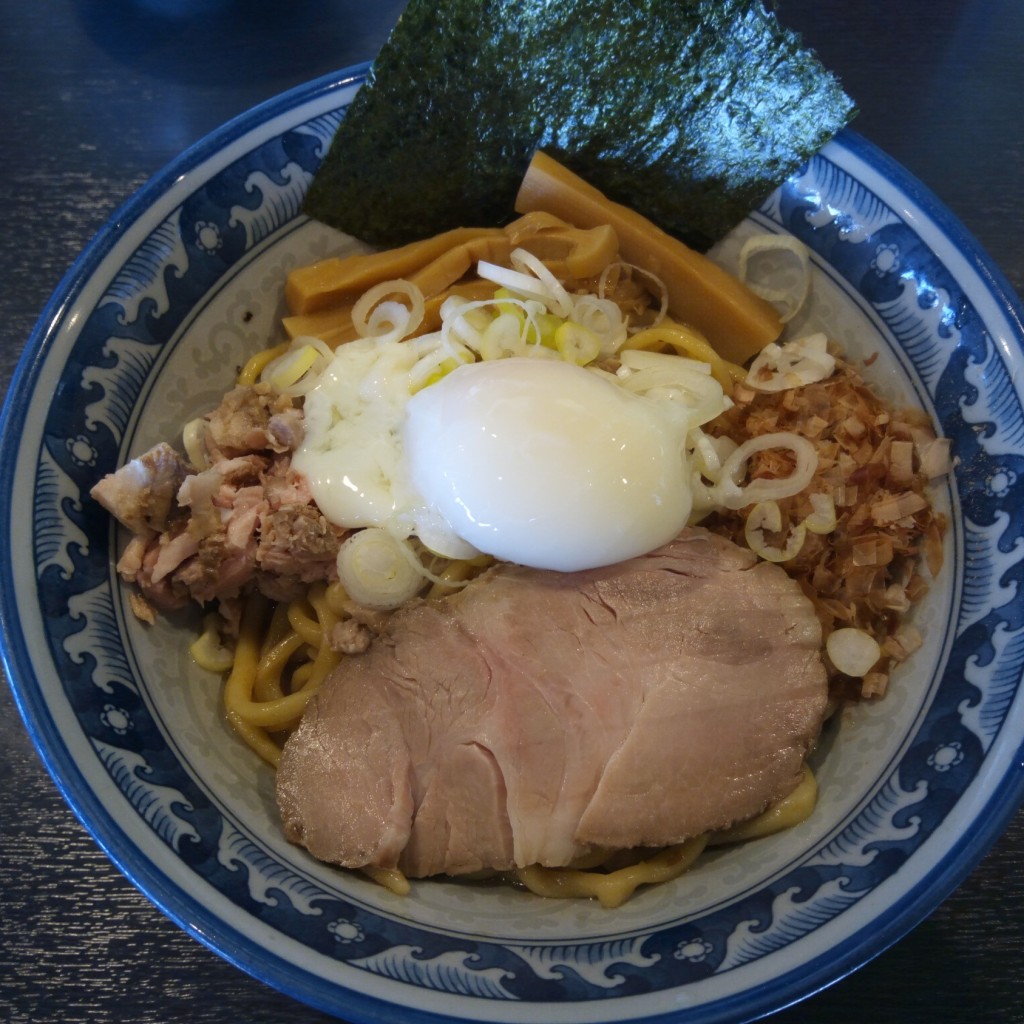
[{"xmin": 304, "ymin": 0, "xmax": 855, "ymax": 251}]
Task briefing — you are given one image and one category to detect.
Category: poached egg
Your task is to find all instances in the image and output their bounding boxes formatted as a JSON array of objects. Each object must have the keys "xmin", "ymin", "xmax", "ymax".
[
  {"xmin": 293, "ymin": 342, "xmax": 697, "ymax": 573},
  {"xmin": 403, "ymin": 358, "xmax": 693, "ymax": 571}
]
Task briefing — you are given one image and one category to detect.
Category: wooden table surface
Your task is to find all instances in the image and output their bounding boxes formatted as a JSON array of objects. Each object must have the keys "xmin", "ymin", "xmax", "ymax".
[{"xmin": 2, "ymin": 2, "xmax": 1022, "ymax": 1022}]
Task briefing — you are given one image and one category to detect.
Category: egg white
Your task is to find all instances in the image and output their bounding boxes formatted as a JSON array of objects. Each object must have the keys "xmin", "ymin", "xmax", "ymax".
[{"xmin": 405, "ymin": 358, "xmax": 694, "ymax": 571}]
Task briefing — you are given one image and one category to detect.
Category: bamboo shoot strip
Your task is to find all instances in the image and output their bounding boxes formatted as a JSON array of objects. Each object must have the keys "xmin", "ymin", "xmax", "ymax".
[{"xmin": 515, "ymin": 151, "xmax": 782, "ymax": 363}]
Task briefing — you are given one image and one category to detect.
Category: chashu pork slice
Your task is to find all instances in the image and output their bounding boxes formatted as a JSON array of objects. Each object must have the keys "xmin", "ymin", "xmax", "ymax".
[{"xmin": 276, "ymin": 527, "xmax": 828, "ymax": 877}]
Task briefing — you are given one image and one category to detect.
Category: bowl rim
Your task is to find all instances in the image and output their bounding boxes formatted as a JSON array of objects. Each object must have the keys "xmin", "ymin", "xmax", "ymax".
[{"xmin": 2, "ymin": 63, "xmax": 1024, "ymax": 1024}]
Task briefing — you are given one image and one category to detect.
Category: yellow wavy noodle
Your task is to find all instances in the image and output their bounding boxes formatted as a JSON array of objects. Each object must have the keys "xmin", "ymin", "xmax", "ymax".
[
  {"xmin": 190, "ymin": 614, "xmax": 233, "ymax": 672},
  {"xmin": 707, "ymin": 766, "xmax": 818, "ymax": 846},
  {"xmin": 222, "ymin": 583, "xmax": 341, "ymax": 767},
  {"xmin": 218, "ymin": 556, "xmax": 489, "ymax": 768},
  {"xmin": 426, "ymin": 554, "xmax": 494, "ymax": 598},
  {"xmin": 238, "ymin": 340, "xmax": 288, "ymax": 386},
  {"xmin": 514, "ymin": 836, "xmax": 709, "ymax": 909},
  {"xmin": 622, "ymin": 322, "xmax": 747, "ymax": 388},
  {"xmin": 361, "ymin": 866, "xmax": 412, "ymax": 896},
  {"xmin": 323, "ymin": 580, "xmax": 351, "ymax": 617}
]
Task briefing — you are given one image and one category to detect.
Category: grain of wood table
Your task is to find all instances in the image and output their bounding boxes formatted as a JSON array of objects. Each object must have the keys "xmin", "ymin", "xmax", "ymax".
[{"xmin": 2, "ymin": 2, "xmax": 1022, "ymax": 1022}]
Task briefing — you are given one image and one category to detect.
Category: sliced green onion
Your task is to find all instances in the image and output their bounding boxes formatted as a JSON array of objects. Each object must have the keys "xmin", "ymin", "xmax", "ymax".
[
  {"xmin": 352, "ymin": 279, "xmax": 425, "ymax": 344},
  {"xmin": 524, "ymin": 310, "xmax": 563, "ymax": 348},
  {"xmin": 261, "ymin": 335, "xmax": 334, "ymax": 397},
  {"xmin": 408, "ymin": 342, "xmax": 474, "ymax": 392},
  {"xmin": 744, "ymin": 500, "xmax": 807, "ymax": 562},
  {"xmin": 745, "ymin": 332, "xmax": 835, "ymax": 392},
  {"xmin": 479, "ymin": 311, "xmax": 528, "ymax": 360},
  {"xmin": 439, "ymin": 296, "xmax": 501, "ymax": 355},
  {"xmin": 617, "ymin": 350, "xmax": 727, "ymax": 427},
  {"xmin": 553, "ymin": 321, "xmax": 601, "ymax": 365},
  {"xmin": 826, "ymin": 628, "xmax": 881, "ymax": 677},
  {"xmin": 509, "ymin": 247, "xmax": 574, "ymax": 318},
  {"xmin": 476, "ymin": 260, "xmax": 552, "ymax": 307},
  {"xmin": 598, "ymin": 261, "xmax": 668, "ymax": 331},
  {"xmin": 714, "ymin": 432, "xmax": 818, "ymax": 510},
  {"xmin": 574, "ymin": 296, "xmax": 628, "ymax": 355},
  {"xmin": 336, "ymin": 528, "xmax": 427, "ymax": 610},
  {"xmin": 738, "ymin": 233, "xmax": 811, "ymax": 323},
  {"xmin": 266, "ymin": 343, "xmax": 320, "ymax": 390},
  {"xmin": 689, "ymin": 429, "xmax": 738, "ymax": 484},
  {"xmin": 182, "ymin": 417, "xmax": 209, "ymax": 469},
  {"xmin": 619, "ymin": 349, "xmax": 713, "ymax": 375}
]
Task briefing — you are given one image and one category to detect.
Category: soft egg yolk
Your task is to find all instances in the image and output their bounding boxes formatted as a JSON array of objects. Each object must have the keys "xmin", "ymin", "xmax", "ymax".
[{"xmin": 403, "ymin": 358, "xmax": 693, "ymax": 571}]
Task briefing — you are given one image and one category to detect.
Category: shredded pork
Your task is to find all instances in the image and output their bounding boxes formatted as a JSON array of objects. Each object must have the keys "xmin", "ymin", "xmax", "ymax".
[{"xmin": 90, "ymin": 383, "xmax": 349, "ymax": 631}]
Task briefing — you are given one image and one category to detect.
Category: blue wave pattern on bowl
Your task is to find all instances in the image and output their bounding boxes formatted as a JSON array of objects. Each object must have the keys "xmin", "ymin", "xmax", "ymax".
[{"xmin": 14, "ymin": 72, "xmax": 1024, "ymax": 1019}]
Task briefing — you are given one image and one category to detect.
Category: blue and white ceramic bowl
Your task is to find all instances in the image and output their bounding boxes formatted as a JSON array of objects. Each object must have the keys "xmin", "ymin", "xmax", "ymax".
[{"xmin": 2, "ymin": 65, "xmax": 1023, "ymax": 1024}]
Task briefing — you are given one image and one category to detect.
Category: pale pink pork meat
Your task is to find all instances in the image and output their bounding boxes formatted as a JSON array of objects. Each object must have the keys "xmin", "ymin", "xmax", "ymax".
[{"xmin": 276, "ymin": 527, "xmax": 828, "ymax": 878}]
